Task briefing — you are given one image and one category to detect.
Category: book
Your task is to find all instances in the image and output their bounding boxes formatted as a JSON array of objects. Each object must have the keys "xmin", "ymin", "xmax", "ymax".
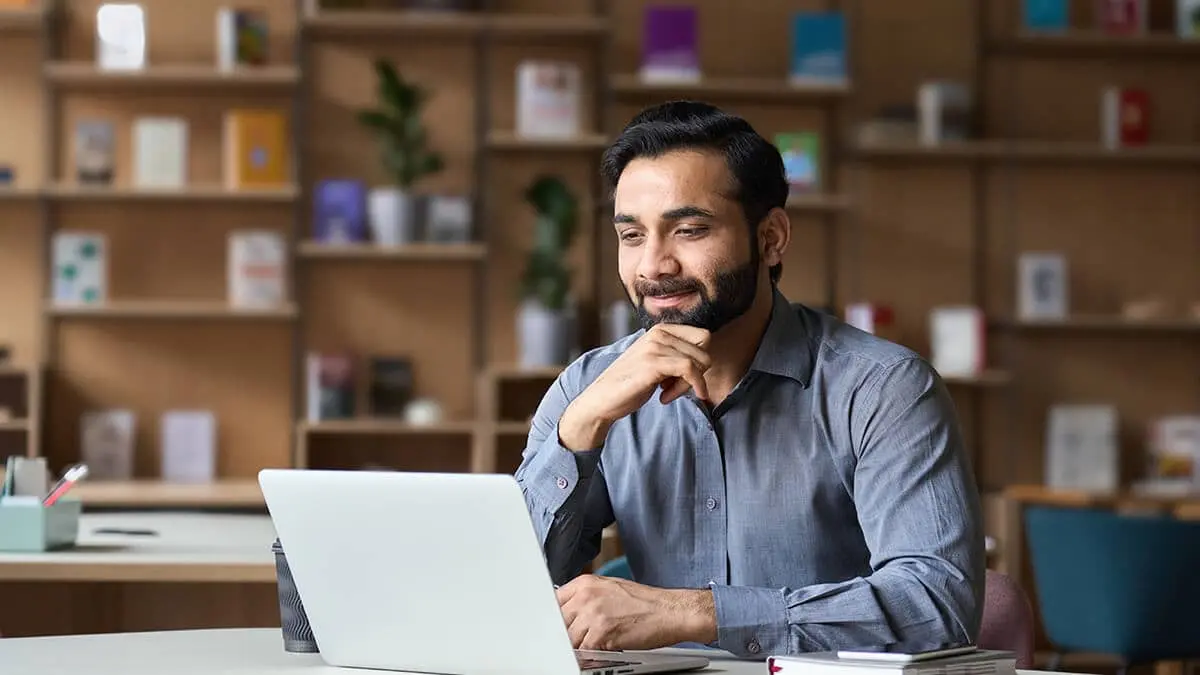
[
  {"xmin": 776, "ymin": 132, "xmax": 821, "ymax": 194},
  {"xmin": 306, "ymin": 353, "xmax": 354, "ymax": 422},
  {"xmin": 1023, "ymin": 0, "xmax": 1070, "ymax": 31},
  {"xmin": 1179, "ymin": 0, "xmax": 1200, "ymax": 36},
  {"xmin": 917, "ymin": 80, "xmax": 973, "ymax": 145},
  {"xmin": 1096, "ymin": 0, "xmax": 1147, "ymax": 34},
  {"xmin": 52, "ymin": 231, "xmax": 107, "ymax": 305},
  {"xmin": 216, "ymin": 7, "xmax": 268, "ymax": 69},
  {"xmin": 789, "ymin": 11, "xmax": 847, "ymax": 86},
  {"xmin": 1045, "ymin": 404, "xmax": 1119, "ymax": 491},
  {"xmin": 515, "ymin": 60, "xmax": 582, "ymax": 139},
  {"xmin": 223, "ymin": 109, "xmax": 290, "ymax": 189},
  {"xmin": 640, "ymin": 5, "xmax": 700, "ymax": 83},
  {"xmin": 368, "ymin": 357, "xmax": 414, "ymax": 417},
  {"xmin": 1017, "ymin": 252, "xmax": 1068, "ymax": 320},
  {"xmin": 767, "ymin": 649, "xmax": 1017, "ymax": 675},
  {"xmin": 96, "ymin": 3, "xmax": 146, "ymax": 70},
  {"xmin": 74, "ymin": 120, "xmax": 115, "ymax": 185},
  {"xmin": 425, "ymin": 194, "xmax": 472, "ymax": 243},
  {"xmin": 132, "ymin": 116, "xmax": 188, "ymax": 189},
  {"xmin": 1101, "ymin": 86, "xmax": 1149, "ymax": 148},
  {"xmin": 929, "ymin": 306, "xmax": 986, "ymax": 378},
  {"xmin": 313, "ymin": 179, "xmax": 368, "ymax": 243},
  {"xmin": 227, "ymin": 230, "xmax": 286, "ymax": 308},
  {"xmin": 160, "ymin": 410, "xmax": 217, "ymax": 483},
  {"xmin": 80, "ymin": 409, "xmax": 135, "ymax": 480}
]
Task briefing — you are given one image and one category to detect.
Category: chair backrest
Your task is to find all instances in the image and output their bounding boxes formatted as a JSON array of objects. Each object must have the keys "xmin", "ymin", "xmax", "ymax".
[
  {"xmin": 978, "ymin": 569, "xmax": 1035, "ymax": 668},
  {"xmin": 593, "ymin": 555, "xmax": 632, "ymax": 579}
]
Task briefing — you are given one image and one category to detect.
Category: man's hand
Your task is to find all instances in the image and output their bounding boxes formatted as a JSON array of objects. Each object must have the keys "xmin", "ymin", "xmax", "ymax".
[
  {"xmin": 555, "ymin": 574, "xmax": 716, "ymax": 652},
  {"xmin": 558, "ymin": 324, "xmax": 712, "ymax": 451}
]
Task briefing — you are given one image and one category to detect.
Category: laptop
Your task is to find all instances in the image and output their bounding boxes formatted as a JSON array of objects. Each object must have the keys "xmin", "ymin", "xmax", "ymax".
[{"xmin": 258, "ymin": 468, "xmax": 712, "ymax": 675}]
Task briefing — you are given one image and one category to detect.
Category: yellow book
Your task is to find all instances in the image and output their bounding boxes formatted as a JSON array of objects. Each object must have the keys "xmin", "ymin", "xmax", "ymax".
[{"xmin": 223, "ymin": 109, "xmax": 290, "ymax": 189}]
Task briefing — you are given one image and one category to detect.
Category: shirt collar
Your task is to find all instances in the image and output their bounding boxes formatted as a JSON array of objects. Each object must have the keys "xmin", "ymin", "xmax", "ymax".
[{"xmin": 747, "ymin": 288, "xmax": 815, "ymax": 387}]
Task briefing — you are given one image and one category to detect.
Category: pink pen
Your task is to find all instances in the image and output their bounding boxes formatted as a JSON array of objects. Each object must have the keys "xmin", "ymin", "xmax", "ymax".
[{"xmin": 42, "ymin": 463, "xmax": 89, "ymax": 507}]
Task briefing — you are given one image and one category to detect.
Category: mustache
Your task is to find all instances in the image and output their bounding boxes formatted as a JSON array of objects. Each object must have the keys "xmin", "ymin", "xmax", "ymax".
[{"xmin": 634, "ymin": 277, "xmax": 703, "ymax": 298}]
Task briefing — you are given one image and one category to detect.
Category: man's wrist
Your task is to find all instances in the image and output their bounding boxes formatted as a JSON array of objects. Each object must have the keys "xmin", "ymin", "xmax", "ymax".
[
  {"xmin": 672, "ymin": 588, "xmax": 717, "ymax": 645},
  {"xmin": 557, "ymin": 395, "xmax": 613, "ymax": 452}
]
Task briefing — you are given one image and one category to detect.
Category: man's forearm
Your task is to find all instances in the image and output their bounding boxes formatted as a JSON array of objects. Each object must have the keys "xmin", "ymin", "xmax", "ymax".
[{"xmin": 557, "ymin": 394, "xmax": 613, "ymax": 452}]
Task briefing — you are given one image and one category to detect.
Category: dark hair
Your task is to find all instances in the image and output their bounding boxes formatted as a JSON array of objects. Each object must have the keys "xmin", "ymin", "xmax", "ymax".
[{"xmin": 600, "ymin": 100, "xmax": 789, "ymax": 284}]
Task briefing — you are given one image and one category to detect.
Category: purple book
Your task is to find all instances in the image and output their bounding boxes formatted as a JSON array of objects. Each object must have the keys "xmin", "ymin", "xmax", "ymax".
[
  {"xmin": 313, "ymin": 179, "xmax": 367, "ymax": 243},
  {"xmin": 641, "ymin": 5, "xmax": 701, "ymax": 82}
]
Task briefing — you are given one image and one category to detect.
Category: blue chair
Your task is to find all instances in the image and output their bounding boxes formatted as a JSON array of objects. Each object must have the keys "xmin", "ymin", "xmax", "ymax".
[
  {"xmin": 1024, "ymin": 505, "xmax": 1200, "ymax": 673},
  {"xmin": 593, "ymin": 555, "xmax": 632, "ymax": 579}
]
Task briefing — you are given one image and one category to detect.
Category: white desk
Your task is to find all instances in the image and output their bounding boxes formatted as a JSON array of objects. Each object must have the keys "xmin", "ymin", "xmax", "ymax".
[
  {"xmin": 0, "ymin": 513, "xmax": 279, "ymax": 637},
  {"xmin": 0, "ymin": 627, "xmax": 1082, "ymax": 675},
  {"xmin": 0, "ymin": 512, "xmax": 277, "ymax": 582}
]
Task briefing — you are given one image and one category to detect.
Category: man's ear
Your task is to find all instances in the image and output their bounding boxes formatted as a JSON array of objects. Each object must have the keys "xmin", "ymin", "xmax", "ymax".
[{"xmin": 759, "ymin": 207, "xmax": 791, "ymax": 268}]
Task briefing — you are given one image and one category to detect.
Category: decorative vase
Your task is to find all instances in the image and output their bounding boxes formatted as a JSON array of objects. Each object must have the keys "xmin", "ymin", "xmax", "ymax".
[
  {"xmin": 367, "ymin": 187, "xmax": 417, "ymax": 247},
  {"xmin": 517, "ymin": 299, "xmax": 572, "ymax": 368}
]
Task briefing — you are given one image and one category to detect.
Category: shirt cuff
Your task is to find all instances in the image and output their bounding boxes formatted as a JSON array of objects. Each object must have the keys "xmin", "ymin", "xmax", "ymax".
[
  {"xmin": 521, "ymin": 422, "xmax": 603, "ymax": 517},
  {"xmin": 710, "ymin": 583, "xmax": 788, "ymax": 658}
]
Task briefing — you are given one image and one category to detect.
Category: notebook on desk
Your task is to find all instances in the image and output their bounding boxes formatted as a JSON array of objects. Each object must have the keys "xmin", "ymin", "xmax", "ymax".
[{"xmin": 258, "ymin": 469, "xmax": 711, "ymax": 675}]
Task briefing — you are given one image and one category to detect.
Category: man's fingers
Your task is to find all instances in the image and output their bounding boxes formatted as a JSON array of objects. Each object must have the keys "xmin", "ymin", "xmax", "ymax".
[
  {"xmin": 655, "ymin": 323, "xmax": 711, "ymax": 349},
  {"xmin": 652, "ymin": 330, "xmax": 712, "ymax": 370}
]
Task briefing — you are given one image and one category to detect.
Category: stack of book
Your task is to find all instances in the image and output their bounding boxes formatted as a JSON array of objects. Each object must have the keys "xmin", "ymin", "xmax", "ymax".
[{"xmin": 767, "ymin": 646, "xmax": 1016, "ymax": 675}]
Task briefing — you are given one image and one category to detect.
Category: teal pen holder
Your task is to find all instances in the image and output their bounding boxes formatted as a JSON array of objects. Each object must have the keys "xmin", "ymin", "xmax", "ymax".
[{"xmin": 0, "ymin": 496, "xmax": 82, "ymax": 552}]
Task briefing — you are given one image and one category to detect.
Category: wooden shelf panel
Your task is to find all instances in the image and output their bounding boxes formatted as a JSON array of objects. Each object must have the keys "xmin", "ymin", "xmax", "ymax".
[
  {"xmin": 72, "ymin": 479, "xmax": 265, "ymax": 509},
  {"xmin": 852, "ymin": 140, "xmax": 1200, "ymax": 164},
  {"xmin": 486, "ymin": 131, "xmax": 608, "ymax": 152},
  {"xmin": 0, "ymin": 186, "xmax": 41, "ymax": 201},
  {"xmin": 44, "ymin": 184, "xmax": 298, "ymax": 203},
  {"xmin": 300, "ymin": 419, "xmax": 478, "ymax": 435},
  {"xmin": 45, "ymin": 63, "xmax": 300, "ymax": 89},
  {"xmin": 786, "ymin": 193, "xmax": 849, "ymax": 213},
  {"xmin": 47, "ymin": 301, "xmax": 299, "ymax": 321},
  {"xmin": 611, "ymin": 75, "xmax": 849, "ymax": 101},
  {"xmin": 0, "ymin": 8, "xmax": 42, "ymax": 31},
  {"xmin": 303, "ymin": 11, "xmax": 606, "ymax": 39},
  {"xmin": 487, "ymin": 364, "xmax": 564, "ymax": 381},
  {"xmin": 991, "ymin": 31, "xmax": 1200, "ymax": 58},
  {"xmin": 0, "ymin": 419, "xmax": 29, "ymax": 432},
  {"xmin": 994, "ymin": 315, "xmax": 1200, "ymax": 332},
  {"xmin": 942, "ymin": 370, "xmax": 1011, "ymax": 387},
  {"xmin": 297, "ymin": 242, "xmax": 486, "ymax": 261}
]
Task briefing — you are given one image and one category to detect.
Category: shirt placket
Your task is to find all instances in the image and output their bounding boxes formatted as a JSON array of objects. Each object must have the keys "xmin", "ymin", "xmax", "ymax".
[{"xmin": 689, "ymin": 397, "xmax": 728, "ymax": 587}]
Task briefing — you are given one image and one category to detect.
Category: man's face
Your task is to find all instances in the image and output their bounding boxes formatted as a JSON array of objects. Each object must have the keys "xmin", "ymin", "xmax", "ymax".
[{"xmin": 613, "ymin": 149, "xmax": 760, "ymax": 333}]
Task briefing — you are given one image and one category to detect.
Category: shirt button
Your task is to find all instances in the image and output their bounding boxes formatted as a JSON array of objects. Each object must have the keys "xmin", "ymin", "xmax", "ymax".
[
  {"xmin": 747, "ymin": 638, "xmax": 761, "ymax": 654},
  {"xmin": 555, "ymin": 476, "xmax": 568, "ymax": 489},
  {"xmin": 705, "ymin": 496, "xmax": 718, "ymax": 510}
]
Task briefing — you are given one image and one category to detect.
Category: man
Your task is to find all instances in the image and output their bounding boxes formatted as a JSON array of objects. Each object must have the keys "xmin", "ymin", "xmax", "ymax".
[{"xmin": 513, "ymin": 101, "xmax": 985, "ymax": 659}]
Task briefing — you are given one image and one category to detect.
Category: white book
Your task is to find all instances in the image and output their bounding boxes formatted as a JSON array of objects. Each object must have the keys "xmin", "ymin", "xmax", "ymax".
[
  {"xmin": 227, "ymin": 230, "xmax": 286, "ymax": 308},
  {"xmin": 81, "ymin": 409, "xmax": 136, "ymax": 480},
  {"xmin": 132, "ymin": 116, "xmax": 188, "ymax": 189},
  {"xmin": 1017, "ymin": 252, "xmax": 1068, "ymax": 320},
  {"xmin": 1045, "ymin": 404, "xmax": 1119, "ymax": 491},
  {"xmin": 929, "ymin": 306, "xmax": 985, "ymax": 378},
  {"xmin": 160, "ymin": 410, "xmax": 217, "ymax": 483},
  {"xmin": 767, "ymin": 649, "xmax": 1017, "ymax": 675},
  {"xmin": 52, "ymin": 231, "xmax": 107, "ymax": 305},
  {"xmin": 515, "ymin": 60, "xmax": 582, "ymax": 139},
  {"xmin": 96, "ymin": 3, "xmax": 146, "ymax": 70}
]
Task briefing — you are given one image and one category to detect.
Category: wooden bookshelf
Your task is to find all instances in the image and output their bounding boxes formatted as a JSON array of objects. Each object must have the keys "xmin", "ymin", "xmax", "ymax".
[
  {"xmin": 990, "ymin": 30, "xmax": 1200, "ymax": 58},
  {"xmin": 44, "ymin": 63, "xmax": 301, "ymax": 89},
  {"xmin": 302, "ymin": 9, "xmax": 484, "ymax": 37},
  {"xmin": 47, "ymin": 301, "xmax": 298, "ymax": 321},
  {"xmin": 43, "ymin": 183, "xmax": 299, "ymax": 203},
  {"xmin": 786, "ymin": 193, "xmax": 850, "ymax": 213},
  {"xmin": 485, "ymin": 131, "xmax": 609, "ymax": 152},
  {"xmin": 0, "ymin": 7, "xmax": 42, "ymax": 32},
  {"xmin": 297, "ymin": 242, "xmax": 486, "ymax": 261},
  {"xmin": 299, "ymin": 419, "xmax": 478, "ymax": 436},
  {"xmin": 610, "ymin": 75, "xmax": 850, "ymax": 102},
  {"xmin": 994, "ymin": 315, "xmax": 1200, "ymax": 333}
]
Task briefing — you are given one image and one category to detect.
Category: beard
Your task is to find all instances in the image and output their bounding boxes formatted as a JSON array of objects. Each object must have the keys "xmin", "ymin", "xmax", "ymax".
[{"xmin": 630, "ymin": 255, "xmax": 760, "ymax": 333}]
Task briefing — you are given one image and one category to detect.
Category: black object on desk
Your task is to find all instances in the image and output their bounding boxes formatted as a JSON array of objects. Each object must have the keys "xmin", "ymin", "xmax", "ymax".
[
  {"xmin": 272, "ymin": 537, "xmax": 319, "ymax": 653},
  {"xmin": 92, "ymin": 527, "xmax": 159, "ymax": 536}
]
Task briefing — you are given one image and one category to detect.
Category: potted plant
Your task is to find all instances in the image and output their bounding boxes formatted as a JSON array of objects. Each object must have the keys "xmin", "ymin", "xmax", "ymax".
[
  {"xmin": 356, "ymin": 59, "xmax": 444, "ymax": 246},
  {"xmin": 517, "ymin": 175, "xmax": 579, "ymax": 368}
]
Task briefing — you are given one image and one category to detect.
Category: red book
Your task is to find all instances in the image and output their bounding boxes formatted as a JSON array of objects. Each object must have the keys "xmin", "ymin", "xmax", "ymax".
[
  {"xmin": 1102, "ymin": 86, "xmax": 1149, "ymax": 148},
  {"xmin": 1096, "ymin": 0, "xmax": 1147, "ymax": 34}
]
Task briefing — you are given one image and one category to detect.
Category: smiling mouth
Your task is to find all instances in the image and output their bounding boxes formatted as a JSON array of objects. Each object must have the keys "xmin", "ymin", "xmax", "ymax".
[{"xmin": 645, "ymin": 291, "xmax": 696, "ymax": 308}]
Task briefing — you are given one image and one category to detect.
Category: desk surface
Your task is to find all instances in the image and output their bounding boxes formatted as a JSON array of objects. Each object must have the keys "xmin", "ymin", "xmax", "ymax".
[
  {"xmin": 0, "ymin": 627, "xmax": 1078, "ymax": 675},
  {"xmin": 0, "ymin": 512, "xmax": 277, "ymax": 582}
]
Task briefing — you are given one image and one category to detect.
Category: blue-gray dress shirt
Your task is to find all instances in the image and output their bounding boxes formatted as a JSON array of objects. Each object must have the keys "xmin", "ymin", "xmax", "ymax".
[{"xmin": 514, "ymin": 289, "xmax": 985, "ymax": 658}]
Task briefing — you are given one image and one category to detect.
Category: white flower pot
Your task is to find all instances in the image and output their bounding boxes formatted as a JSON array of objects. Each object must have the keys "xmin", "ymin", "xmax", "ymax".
[
  {"xmin": 518, "ymin": 300, "xmax": 572, "ymax": 368},
  {"xmin": 368, "ymin": 187, "xmax": 417, "ymax": 246}
]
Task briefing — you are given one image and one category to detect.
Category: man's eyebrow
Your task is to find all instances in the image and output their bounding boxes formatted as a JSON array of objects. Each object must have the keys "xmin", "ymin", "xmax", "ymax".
[{"xmin": 613, "ymin": 205, "xmax": 716, "ymax": 224}]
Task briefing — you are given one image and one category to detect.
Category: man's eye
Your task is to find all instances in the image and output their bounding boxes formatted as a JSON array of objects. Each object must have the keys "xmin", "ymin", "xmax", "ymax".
[
  {"xmin": 677, "ymin": 227, "xmax": 707, "ymax": 237},
  {"xmin": 619, "ymin": 232, "xmax": 643, "ymax": 242}
]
